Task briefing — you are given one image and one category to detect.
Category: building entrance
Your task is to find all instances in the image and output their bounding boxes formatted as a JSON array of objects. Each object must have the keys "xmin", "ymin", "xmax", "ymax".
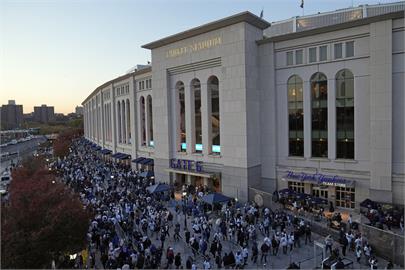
[{"xmin": 171, "ymin": 172, "xmax": 221, "ymax": 196}]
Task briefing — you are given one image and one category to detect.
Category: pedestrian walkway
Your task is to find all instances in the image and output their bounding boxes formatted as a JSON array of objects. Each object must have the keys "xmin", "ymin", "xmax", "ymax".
[{"xmin": 54, "ymin": 138, "xmax": 395, "ymax": 269}]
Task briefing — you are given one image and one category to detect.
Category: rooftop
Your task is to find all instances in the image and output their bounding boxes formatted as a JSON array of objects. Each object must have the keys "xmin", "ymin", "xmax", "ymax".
[
  {"xmin": 264, "ymin": 1, "xmax": 405, "ymax": 38},
  {"xmin": 142, "ymin": 11, "xmax": 270, "ymax": 50}
]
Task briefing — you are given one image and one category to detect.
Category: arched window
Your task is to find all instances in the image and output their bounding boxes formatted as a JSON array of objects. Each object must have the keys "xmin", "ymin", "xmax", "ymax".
[
  {"xmin": 176, "ymin": 81, "xmax": 186, "ymax": 152},
  {"xmin": 191, "ymin": 79, "xmax": 202, "ymax": 153},
  {"xmin": 311, "ymin": 72, "xmax": 328, "ymax": 157},
  {"xmin": 126, "ymin": 99, "xmax": 131, "ymax": 143},
  {"xmin": 208, "ymin": 76, "xmax": 220, "ymax": 154},
  {"xmin": 140, "ymin": 96, "xmax": 146, "ymax": 146},
  {"xmin": 147, "ymin": 95, "xmax": 154, "ymax": 147},
  {"xmin": 122, "ymin": 100, "xmax": 126, "ymax": 144},
  {"xmin": 287, "ymin": 75, "xmax": 304, "ymax": 156},
  {"xmin": 117, "ymin": 101, "xmax": 121, "ymax": 143},
  {"xmin": 336, "ymin": 69, "xmax": 354, "ymax": 159}
]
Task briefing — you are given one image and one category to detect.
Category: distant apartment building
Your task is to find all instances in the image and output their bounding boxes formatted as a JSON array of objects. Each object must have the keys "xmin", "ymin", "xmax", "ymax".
[
  {"xmin": 33, "ymin": 105, "xmax": 55, "ymax": 123},
  {"xmin": 1, "ymin": 100, "xmax": 24, "ymax": 130},
  {"xmin": 75, "ymin": 106, "xmax": 84, "ymax": 116},
  {"xmin": 23, "ymin": 112, "xmax": 34, "ymax": 122}
]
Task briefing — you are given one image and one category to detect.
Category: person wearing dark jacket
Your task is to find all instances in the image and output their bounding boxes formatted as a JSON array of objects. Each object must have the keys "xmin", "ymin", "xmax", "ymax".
[
  {"xmin": 215, "ymin": 254, "xmax": 223, "ymax": 269},
  {"xmin": 210, "ymin": 241, "xmax": 217, "ymax": 257},
  {"xmin": 185, "ymin": 229, "xmax": 190, "ymax": 244},
  {"xmin": 228, "ymin": 251, "xmax": 236, "ymax": 268},
  {"xmin": 186, "ymin": 256, "xmax": 193, "ymax": 269},
  {"xmin": 260, "ymin": 242, "xmax": 269, "ymax": 263},
  {"xmin": 251, "ymin": 241, "xmax": 258, "ymax": 264},
  {"xmin": 341, "ymin": 236, "xmax": 348, "ymax": 257},
  {"xmin": 174, "ymin": 253, "xmax": 182, "ymax": 269},
  {"xmin": 222, "ymin": 252, "xmax": 230, "ymax": 268}
]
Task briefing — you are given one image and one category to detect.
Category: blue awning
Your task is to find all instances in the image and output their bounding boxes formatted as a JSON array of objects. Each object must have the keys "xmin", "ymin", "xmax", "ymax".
[
  {"xmin": 118, "ymin": 154, "xmax": 130, "ymax": 160},
  {"xmin": 139, "ymin": 158, "xmax": 153, "ymax": 165},
  {"xmin": 101, "ymin": 149, "xmax": 112, "ymax": 155},
  {"xmin": 111, "ymin": 152, "xmax": 122, "ymax": 158},
  {"xmin": 139, "ymin": 171, "xmax": 154, "ymax": 178},
  {"xmin": 132, "ymin": 157, "xmax": 145, "ymax": 163}
]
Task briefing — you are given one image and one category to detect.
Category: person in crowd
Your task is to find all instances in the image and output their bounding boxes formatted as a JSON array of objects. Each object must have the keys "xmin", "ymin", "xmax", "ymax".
[
  {"xmin": 251, "ymin": 241, "xmax": 258, "ymax": 264},
  {"xmin": 364, "ymin": 244, "xmax": 372, "ymax": 264},
  {"xmin": 369, "ymin": 256, "xmax": 378, "ymax": 269},
  {"xmin": 305, "ymin": 225, "xmax": 312, "ymax": 244},
  {"xmin": 355, "ymin": 245, "xmax": 362, "ymax": 264},
  {"xmin": 341, "ymin": 234, "xmax": 348, "ymax": 257},
  {"xmin": 260, "ymin": 241, "xmax": 269, "ymax": 264},
  {"xmin": 325, "ymin": 235, "xmax": 334, "ymax": 255}
]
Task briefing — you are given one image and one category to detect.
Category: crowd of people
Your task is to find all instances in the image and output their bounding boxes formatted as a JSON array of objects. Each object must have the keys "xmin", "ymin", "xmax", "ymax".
[
  {"xmin": 53, "ymin": 138, "xmax": 391, "ymax": 269},
  {"xmin": 363, "ymin": 207, "xmax": 404, "ymax": 233}
]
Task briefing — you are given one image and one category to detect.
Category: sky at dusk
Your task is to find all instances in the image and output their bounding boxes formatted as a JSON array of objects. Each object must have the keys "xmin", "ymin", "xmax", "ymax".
[{"xmin": 1, "ymin": 0, "xmax": 398, "ymax": 114}]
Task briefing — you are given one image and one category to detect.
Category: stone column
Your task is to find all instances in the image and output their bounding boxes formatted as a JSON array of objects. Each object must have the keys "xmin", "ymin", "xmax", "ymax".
[
  {"xmin": 186, "ymin": 174, "xmax": 192, "ymax": 185},
  {"xmin": 369, "ymin": 20, "xmax": 393, "ymax": 203},
  {"xmin": 185, "ymin": 82, "xmax": 195, "ymax": 154},
  {"xmin": 201, "ymin": 82, "xmax": 211, "ymax": 155}
]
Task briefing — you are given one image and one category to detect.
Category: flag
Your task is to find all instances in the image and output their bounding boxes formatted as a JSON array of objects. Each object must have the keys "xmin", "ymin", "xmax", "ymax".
[
  {"xmin": 300, "ymin": 0, "xmax": 304, "ymax": 8},
  {"xmin": 260, "ymin": 9, "xmax": 263, "ymax": 19}
]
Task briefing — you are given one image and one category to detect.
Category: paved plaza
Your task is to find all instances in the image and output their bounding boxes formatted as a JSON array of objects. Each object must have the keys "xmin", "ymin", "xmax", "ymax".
[
  {"xmin": 56, "ymin": 139, "xmax": 397, "ymax": 270},
  {"xmin": 109, "ymin": 202, "xmax": 393, "ymax": 269}
]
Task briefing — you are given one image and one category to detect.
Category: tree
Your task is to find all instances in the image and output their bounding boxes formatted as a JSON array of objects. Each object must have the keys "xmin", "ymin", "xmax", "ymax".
[
  {"xmin": 1, "ymin": 156, "xmax": 90, "ymax": 269},
  {"xmin": 53, "ymin": 128, "xmax": 83, "ymax": 158}
]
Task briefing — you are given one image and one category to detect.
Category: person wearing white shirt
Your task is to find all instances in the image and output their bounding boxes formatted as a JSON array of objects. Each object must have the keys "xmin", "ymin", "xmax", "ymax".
[
  {"xmin": 203, "ymin": 259, "xmax": 211, "ymax": 269},
  {"xmin": 242, "ymin": 246, "xmax": 249, "ymax": 265}
]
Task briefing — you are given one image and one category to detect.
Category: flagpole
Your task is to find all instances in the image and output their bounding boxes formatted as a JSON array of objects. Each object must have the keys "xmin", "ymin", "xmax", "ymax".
[{"xmin": 300, "ymin": 0, "xmax": 305, "ymax": 16}]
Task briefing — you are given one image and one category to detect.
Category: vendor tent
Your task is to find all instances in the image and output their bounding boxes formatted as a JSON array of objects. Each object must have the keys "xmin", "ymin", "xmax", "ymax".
[
  {"xmin": 360, "ymin": 198, "xmax": 378, "ymax": 209},
  {"xmin": 139, "ymin": 171, "xmax": 154, "ymax": 178},
  {"xmin": 146, "ymin": 183, "xmax": 171, "ymax": 193},
  {"xmin": 201, "ymin": 193, "xmax": 232, "ymax": 205},
  {"xmin": 278, "ymin": 188, "xmax": 296, "ymax": 197},
  {"xmin": 310, "ymin": 196, "xmax": 328, "ymax": 205}
]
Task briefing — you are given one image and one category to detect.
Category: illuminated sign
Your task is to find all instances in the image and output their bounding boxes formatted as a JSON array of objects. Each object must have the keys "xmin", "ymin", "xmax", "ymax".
[
  {"xmin": 166, "ymin": 37, "xmax": 222, "ymax": 58},
  {"xmin": 284, "ymin": 171, "xmax": 353, "ymax": 187},
  {"xmin": 170, "ymin": 159, "xmax": 203, "ymax": 172}
]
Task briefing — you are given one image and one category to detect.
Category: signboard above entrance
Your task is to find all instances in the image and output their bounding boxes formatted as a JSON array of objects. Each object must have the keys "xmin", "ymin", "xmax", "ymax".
[
  {"xmin": 170, "ymin": 159, "xmax": 203, "ymax": 172},
  {"xmin": 284, "ymin": 171, "xmax": 354, "ymax": 187},
  {"xmin": 166, "ymin": 37, "xmax": 222, "ymax": 58}
]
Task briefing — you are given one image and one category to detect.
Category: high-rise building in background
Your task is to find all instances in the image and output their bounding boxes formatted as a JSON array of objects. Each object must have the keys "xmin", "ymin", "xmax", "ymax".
[
  {"xmin": 33, "ymin": 104, "xmax": 55, "ymax": 123},
  {"xmin": 75, "ymin": 106, "xmax": 84, "ymax": 116},
  {"xmin": 1, "ymin": 100, "xmax": 24, "ymax": 130}
]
